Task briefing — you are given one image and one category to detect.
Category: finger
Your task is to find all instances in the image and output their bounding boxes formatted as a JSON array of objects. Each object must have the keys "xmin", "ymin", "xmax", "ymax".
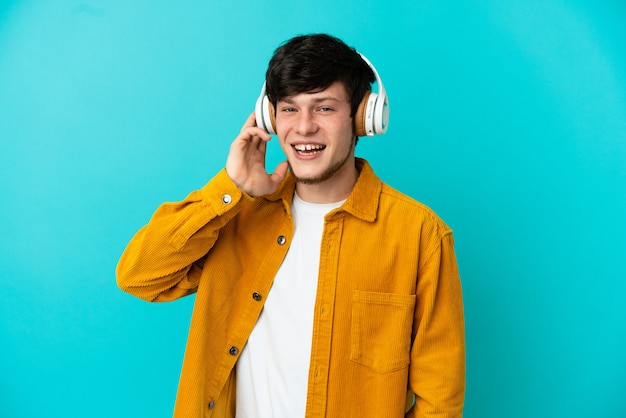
[
  {"xmin": 249, "ymin": 135, "xmax": 261, "ymax": 149},
  {"xmin": 240, "ymin": 126, "xmax": 271, "ymax": 142},
  {"xmin": 269, "ymin": 161, "xmax": 290, "ymax": 185},
  {"xmin": 241, "ymin": 111, "xmax": 258, "ymax": 130}
]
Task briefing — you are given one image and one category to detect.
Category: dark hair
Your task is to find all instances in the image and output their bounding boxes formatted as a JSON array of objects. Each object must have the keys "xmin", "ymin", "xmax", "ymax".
[{"xmin": 265, "ymin": 34, "xmax": 375, "ymax": 117}]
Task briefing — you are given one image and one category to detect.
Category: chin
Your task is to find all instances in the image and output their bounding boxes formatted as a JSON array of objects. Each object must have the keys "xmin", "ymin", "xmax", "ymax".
[
  {"xmin": 289, "ymin": 162, "xmax": 320, "ymax": 177},
  {"xmin": 292, "ymin": 170, "xmax": 320, "ymax": 183}
]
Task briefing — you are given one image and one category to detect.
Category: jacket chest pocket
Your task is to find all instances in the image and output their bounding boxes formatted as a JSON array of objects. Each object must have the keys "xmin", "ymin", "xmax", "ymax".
[{"xmin": 349, "ymin": 290, "xmax": 416, "ymax": 373}]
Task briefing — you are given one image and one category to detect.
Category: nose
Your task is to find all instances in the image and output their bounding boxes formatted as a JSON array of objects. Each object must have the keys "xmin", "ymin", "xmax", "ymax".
[{"xmin": 295, "ymin": 110, "xmax": 318, "ymax": 135}]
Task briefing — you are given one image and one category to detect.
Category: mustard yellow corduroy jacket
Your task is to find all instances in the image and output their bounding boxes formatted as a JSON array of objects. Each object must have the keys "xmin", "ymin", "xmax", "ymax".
[{"xmin": 117, "ymin": 159, "xmax": 465, "ymax": 418}]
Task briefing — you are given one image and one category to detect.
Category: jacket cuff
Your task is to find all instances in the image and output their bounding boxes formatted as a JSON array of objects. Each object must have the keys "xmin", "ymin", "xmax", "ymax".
[{"xmin": 200, "ymin": 168, "xmax": 254, "ymax": 215}]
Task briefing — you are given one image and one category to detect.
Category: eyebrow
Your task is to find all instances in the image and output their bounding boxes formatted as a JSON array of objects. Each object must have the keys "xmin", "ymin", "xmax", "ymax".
[{"xmin": 280, "ymin": 96, "xmax": 344, "ymax": 104}]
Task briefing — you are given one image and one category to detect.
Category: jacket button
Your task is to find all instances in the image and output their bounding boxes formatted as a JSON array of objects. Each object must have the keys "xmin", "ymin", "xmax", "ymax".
[
  {"xmin": 252, "ymin": 292, "xmax": 262, "ymax": 301},
  {"xmin": 208, "ymin": 400, "xmax": 215, "ymax": 410},
  {"xmin": 277, "ymin": 235, "xmax": 286, "ymax": 245},
  {"xmin": 221, "ymin": 194, "xmax": 232, "ymax": 204},
  {"xmin": 229, "ymin": 346, "xmax": 239, "ymax": 356}
]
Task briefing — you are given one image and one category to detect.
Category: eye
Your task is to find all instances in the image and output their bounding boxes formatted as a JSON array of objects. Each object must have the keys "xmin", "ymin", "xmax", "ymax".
[
  {"xmin": 318, "ymin": 106, "xmax": 334, "ymax": 112},
  {"xmin": 280, "ymin": 107, "xmax": 297, "ymax": 113}
]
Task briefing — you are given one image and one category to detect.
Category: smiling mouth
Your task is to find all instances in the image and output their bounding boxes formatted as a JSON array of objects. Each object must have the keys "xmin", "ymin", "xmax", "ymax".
[{"xmin": 293, "ymin": 144, "xmax": 326, "ymax": 155}]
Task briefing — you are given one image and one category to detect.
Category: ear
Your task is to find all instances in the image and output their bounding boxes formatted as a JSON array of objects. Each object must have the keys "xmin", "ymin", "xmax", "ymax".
[{"xmin": 354, "ymin": 92, "xmax": 370, "ymax": 137}]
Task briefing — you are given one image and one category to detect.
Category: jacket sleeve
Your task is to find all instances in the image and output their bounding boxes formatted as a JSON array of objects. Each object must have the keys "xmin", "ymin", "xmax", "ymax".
[
  {"xmin": 116, "ymin": 169, "xmax": 253, "ymax": 302},
  {"xmin": 407, "ymin": 230, "xmax": 466, "ymax": 418}
]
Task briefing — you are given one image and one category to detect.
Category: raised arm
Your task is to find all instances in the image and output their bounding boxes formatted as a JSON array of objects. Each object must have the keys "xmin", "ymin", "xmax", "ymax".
[
  {"xmin": 117, "ymin": 112, "xmax": 288, "ymax": 302},
  {"xmin": 116, "ymin": 169, "xmax": 252, "ymax": 302}
]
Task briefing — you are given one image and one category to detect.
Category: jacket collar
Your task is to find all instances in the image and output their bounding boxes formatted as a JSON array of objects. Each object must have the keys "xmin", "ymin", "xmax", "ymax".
[{"xmin": 264, "ymin": 158, "xmax": 381, "ymax": 223}]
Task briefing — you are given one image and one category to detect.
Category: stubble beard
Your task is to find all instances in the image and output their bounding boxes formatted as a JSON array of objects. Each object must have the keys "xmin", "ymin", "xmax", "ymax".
[{"xmin": 294, "ymin": 137, "xmax": 356, "ymax": 185}]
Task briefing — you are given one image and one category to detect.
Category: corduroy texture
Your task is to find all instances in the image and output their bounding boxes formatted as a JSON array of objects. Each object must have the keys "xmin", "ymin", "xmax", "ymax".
[{"xmin": 117, "ymin": 159, "xmax": 466, "ymax": 418}]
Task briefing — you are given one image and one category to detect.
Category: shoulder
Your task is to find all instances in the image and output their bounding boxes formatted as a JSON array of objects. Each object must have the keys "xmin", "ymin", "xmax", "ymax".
[
  {"xmin": 378, "ymin": 181, "xmax": 453, "ymax": 239},
  {"xmin": 352, "ymin": 158, "xmax": 452, "ymax": 238}
]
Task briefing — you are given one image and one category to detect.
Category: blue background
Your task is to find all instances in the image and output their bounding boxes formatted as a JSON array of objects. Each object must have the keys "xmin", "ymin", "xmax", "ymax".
[{"xmin": 1, "ymin": 1, "xmax": 625, "ymax": 417}]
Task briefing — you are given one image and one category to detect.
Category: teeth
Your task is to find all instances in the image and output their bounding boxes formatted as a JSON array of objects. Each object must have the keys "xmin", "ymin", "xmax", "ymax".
[{"xmin": 295, "ymin": 144, "xmax": 325, "ymax": 151}]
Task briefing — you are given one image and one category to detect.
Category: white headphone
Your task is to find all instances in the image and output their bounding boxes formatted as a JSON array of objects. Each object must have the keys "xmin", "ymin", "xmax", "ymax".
[{"xmin": 255, "ymin": 53, "xmax": 389, "ymax": 137}]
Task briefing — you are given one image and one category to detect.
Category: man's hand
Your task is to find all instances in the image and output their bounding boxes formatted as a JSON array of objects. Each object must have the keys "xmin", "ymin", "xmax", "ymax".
[{"xmin": 225, "ymin": 112, "xmax": 289, "ymax": 196}]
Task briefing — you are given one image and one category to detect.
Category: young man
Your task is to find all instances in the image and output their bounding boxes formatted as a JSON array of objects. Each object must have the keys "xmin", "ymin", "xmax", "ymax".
[{"xmin": 117, "ymin": 34, "xmax": 465, "ymax": 418}]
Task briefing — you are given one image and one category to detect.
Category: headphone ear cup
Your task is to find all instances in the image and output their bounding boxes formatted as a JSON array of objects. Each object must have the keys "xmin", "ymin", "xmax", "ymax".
[
  {"xmin": 268, "ymin": 101, "xmax": 276, "ymax": 133},
  {"xmin": 355, "ymin": 91, "xmax": 379, "ymax": 136},
  {"xmin": 354, "ymin": 92, "xmax": 370, "ymax": 137},
  {"xmin": 261, "ymin": 95, "xmax": 276, "ymax": 134},
  {"xmin": 373, "ymin": 93, "xmax": 389, "ymax": 134}
]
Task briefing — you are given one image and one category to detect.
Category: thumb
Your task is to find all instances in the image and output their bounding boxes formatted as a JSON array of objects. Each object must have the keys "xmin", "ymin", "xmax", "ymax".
[{"xmin": 269, "ymin": 160, "xmax": 290, "ymax": 185}]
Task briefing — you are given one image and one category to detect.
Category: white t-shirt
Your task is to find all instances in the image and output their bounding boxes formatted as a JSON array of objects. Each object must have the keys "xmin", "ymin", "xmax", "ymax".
[{"xmin": 235, "ymin": 193, "xmax": 344, "ymax": 418}]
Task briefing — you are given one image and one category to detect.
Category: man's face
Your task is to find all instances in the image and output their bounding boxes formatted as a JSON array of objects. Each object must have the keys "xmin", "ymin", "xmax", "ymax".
[{"xmin": 275, "ymin": 81, "xmax": 356, "ymax": 187}]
